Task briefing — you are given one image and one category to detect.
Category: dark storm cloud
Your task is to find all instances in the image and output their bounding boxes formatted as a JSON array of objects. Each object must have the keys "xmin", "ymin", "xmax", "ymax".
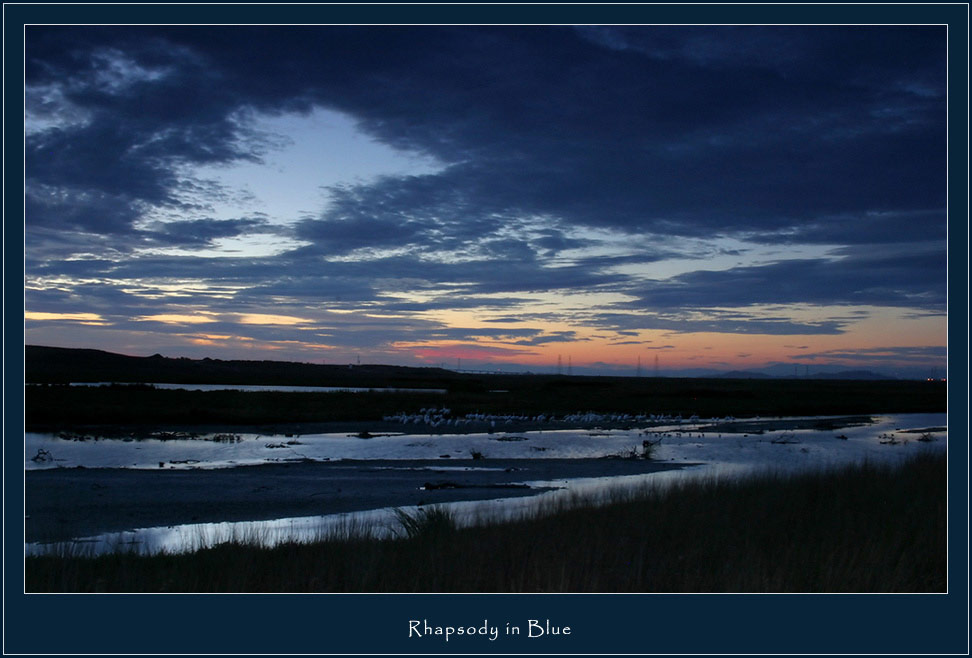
[
  {"xmin": 374, "ymin": 297, "xmax": 535, "ymax": 314},
  {"xmin": 270, "ymin": 251, "xmax": 630, "ymax": 299},
  {"xmin": 27, "ymin": 26, "xmax": 945, "ymax": 234},
  {"xmin": 300, "ymin": 25, "xmax": 945, "ymax": 241},
  {"xmin": 628, "ymin": 248, "xmax": 946, "ymax": 312},
  {"xmin": 791, "ymin": 346, "xmax": 947, "ymax": 363},
  {"xmin": 24, "ymin": 24, "xmax": 947, "ymax": 336},
  {"xmin": 295, "ymin": 170, "xmax": 609, "ymax": 263},
  {"xmin": 399, "ymin": 327, "xmax": 542, "ymax": 342},
  {"xmin": 513, "ymin": 331, "xmax": 587, "ymax": 346},
  {"xmin": 590, "ymin": 310, "xmax": 848, "ymax": 336},
  {"xmin": 25, "ymin": 186, "xmax": 145, "ymax": 235},
  {"xmin": 751, "ymin": 210, "xmax": 947, "ymax": 246},
  {"xmin": 142, "ymin": 217, "xmax": 271, "ymax": 247},
  {"xmin": 569, "ymin": 244, "xmax": 946, "ymax": 336},
  {"xmin": 576, "ymin": 25, "xmax": 946, "ymax": 85},
  {"xmin": 480, "ymin": 317, "xmax": 526, "ymax": 324}
]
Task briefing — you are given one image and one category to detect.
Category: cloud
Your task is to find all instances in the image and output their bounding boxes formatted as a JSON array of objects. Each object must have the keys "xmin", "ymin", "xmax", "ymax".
[
  {"xmin": 512, "ymin": 331, "xmax": 587, "ymax": 346},
  {"xmin": 791, "ymin": 346, "xmax": 947, "ymax": 363},
  {"xmin": 142, "ymin": 217, "xmax": 271, "ymax": 247},
  {"xmin": 27, "ymin": 26, "xmax": 946, "ymax": 243},
  {"xmin": 24, "ymin": 311, "xmax": 106, "ymax": 325},
  {"xmin": 23, "ymin": 24, "xmax": 948, "ymax": 358},
  {"xmin": 590, "ymin": 310, "xmax": 849, "ymax": 336},
  {"xmin": 626, "ymin": 249, "xmax": 946, "ymax": 312}
]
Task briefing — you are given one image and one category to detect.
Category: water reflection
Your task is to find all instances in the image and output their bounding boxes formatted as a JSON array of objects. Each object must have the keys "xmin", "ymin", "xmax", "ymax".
[{"xmin": 24, "ymin": 413, "xmax": 947, "ymax": 556}]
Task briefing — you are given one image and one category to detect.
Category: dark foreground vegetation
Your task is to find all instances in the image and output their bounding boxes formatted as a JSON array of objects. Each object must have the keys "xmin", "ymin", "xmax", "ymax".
[
  {"xmin": 26, "ymin": 453, "xmax": 946, "ymax": 593},
  {"xmin": 25, "ymin": 346, "xmax": 945, "ymax": 430}
]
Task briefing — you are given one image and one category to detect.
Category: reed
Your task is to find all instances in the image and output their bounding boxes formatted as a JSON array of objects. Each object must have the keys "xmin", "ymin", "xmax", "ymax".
[{"xmin": 25, "ymin": 453, "xmax": 946, "ymax": 593}]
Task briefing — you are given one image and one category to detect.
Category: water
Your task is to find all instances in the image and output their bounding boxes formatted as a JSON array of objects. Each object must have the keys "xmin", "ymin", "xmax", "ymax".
[{"xmin": 25, "ymin": 413, "xmax": 947, "ymax": 556}]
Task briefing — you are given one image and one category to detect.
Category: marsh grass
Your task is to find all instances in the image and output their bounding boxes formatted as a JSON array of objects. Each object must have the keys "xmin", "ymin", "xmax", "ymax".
[
  {"xmin": 393, "ymin": 506, "xmax": 457, "ymax": 540},
  {"xmin": 25, "ymin": 453, "xmax": 946, "ymax": 593}
]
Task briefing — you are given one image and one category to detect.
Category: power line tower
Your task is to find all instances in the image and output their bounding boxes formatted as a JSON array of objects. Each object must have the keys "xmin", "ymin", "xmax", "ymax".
[
  {"xmin": 557, "ymin": 354, "xmax": 563, "ymax": 375},
  {"xmin": 568, "ymin": 355, "xmax": 572, "ymax": 376}
]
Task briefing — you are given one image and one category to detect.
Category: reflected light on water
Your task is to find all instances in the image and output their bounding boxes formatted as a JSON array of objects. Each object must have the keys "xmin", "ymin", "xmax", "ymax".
[{"xmin": 25, "ymin": 413, "xmax": 947, "ymax": 557}]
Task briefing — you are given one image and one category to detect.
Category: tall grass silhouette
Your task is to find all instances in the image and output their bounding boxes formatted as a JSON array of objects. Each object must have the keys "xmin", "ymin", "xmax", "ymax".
[{"xmin": 26, "ymin": 453, "xmax": 945, "ymax": 592}]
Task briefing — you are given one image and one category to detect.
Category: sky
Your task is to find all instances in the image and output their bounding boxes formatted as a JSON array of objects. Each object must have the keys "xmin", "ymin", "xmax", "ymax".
[{"xmin": 23, "ymin": 25, "xmax": 948, "ymax": 378}]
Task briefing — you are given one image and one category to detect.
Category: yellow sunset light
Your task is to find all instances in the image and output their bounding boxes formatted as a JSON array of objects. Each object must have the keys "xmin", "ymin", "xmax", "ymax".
[
  {"xmin": 236, "ymin": 313, "xmax": 312, "ymax": 326},
  {"xmin": 25, "ymin": 311, "xmax": 105, "ymax": 324},
  {"xmin": 136, "ymin": 313, "xmax": 218, "ymax": 324}
]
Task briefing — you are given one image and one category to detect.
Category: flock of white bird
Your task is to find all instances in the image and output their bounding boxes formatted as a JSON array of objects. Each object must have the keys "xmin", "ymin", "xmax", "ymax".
[{"xmin": 382, "ymin": 407, "xmax": 729, "ymax": 429}]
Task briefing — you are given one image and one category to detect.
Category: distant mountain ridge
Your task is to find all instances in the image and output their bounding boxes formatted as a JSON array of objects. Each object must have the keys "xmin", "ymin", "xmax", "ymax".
[
  {"xmin": 714, "ymin": 370, "xmax": 773, "ymax": 379},
  {"xmin": 809, "ymin": 370, "xmax": 896, "ymax": 381},
  {"xmin": 716, "ymin": 368, "xmax": 895, "ymax": 381},
  {"xmin": 25, "ymin": 345, "xmax": 459, "ymax": 388},
  {"xmin": 27, "ymin": 345, "xmax": 901, "ymax": 384}
]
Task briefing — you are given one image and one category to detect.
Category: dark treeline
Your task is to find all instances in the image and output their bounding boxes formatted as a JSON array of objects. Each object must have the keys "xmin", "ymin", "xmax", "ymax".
[{"xmin": 24, "ymin": 347, "xmax": 945, "ymax": 431}]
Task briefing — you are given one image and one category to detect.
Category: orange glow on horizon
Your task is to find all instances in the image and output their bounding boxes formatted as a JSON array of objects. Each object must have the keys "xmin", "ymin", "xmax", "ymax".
[
  {"xmin": 25, "ymin": 302, "xmax": 945, "ymax": 374},
  {"xmin": 25, "ymin": 311, "xmax": 107, "ymax": 325},
  {"xmin": 138, "ymin": 313, "xmax": 217, "ymax": 324},
  {"xmin": 236, "ymin": 313, "xmax": 312, "ymax": 326},
  {"xmin": 393, "ymin": 308, "xmax": 945, "ymax": 371}
]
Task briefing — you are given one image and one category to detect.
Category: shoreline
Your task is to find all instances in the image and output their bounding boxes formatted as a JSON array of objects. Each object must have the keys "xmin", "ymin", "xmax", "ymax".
[
  {"xmin": 25, "ymin": 413, "xmax": 880, "ymax": 439},
  {"xmin": 26, "ymin": 457, "xmax": 692, "ymax": 543}
]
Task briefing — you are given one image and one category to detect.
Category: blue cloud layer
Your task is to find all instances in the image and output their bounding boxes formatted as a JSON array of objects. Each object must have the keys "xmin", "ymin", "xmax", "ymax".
[{"xmin": 24, "ymin": 25, "xmax": 948, "ymax": 359}]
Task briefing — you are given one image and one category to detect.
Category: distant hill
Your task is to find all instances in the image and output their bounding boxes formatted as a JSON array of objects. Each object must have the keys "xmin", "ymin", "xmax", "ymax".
[
  {"xmin": 714, "ymin": 370, "xmax": 773, "ymax": 379},
  {"xmin": 25, "ymin": 345, "xmax": 904, "ymax": 387},
  {"xmin": 24, "ymin": 346, "xmax": 946, "ymax": 426},
  {"xmin": 716, "ymin": 368, "xmax": 895, "ymax": 381},
  {"xmin": 25, "ymin": 345, "xmax": 461, "ymax": 388},
  {"xmin": 808, "ymin": 370, "xmax": 895, "ymax": 381}
]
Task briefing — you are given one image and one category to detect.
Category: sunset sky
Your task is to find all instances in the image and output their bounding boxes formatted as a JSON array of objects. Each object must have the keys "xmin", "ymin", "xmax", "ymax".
[{"xmin": 24, "ymin": 24, "xmax": 948, "ymax": 377}]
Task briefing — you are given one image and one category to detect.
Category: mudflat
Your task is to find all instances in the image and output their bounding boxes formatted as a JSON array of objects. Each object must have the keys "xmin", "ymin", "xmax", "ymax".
[{"xmin": 26, "ymin": 458, "xmax": 690, "ymax": 543}]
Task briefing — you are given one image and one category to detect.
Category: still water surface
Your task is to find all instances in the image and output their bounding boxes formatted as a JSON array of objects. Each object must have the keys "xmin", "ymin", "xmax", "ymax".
[{"xmin": 25, "ymin": 413, "xmax": 946, "ymax": 556}]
